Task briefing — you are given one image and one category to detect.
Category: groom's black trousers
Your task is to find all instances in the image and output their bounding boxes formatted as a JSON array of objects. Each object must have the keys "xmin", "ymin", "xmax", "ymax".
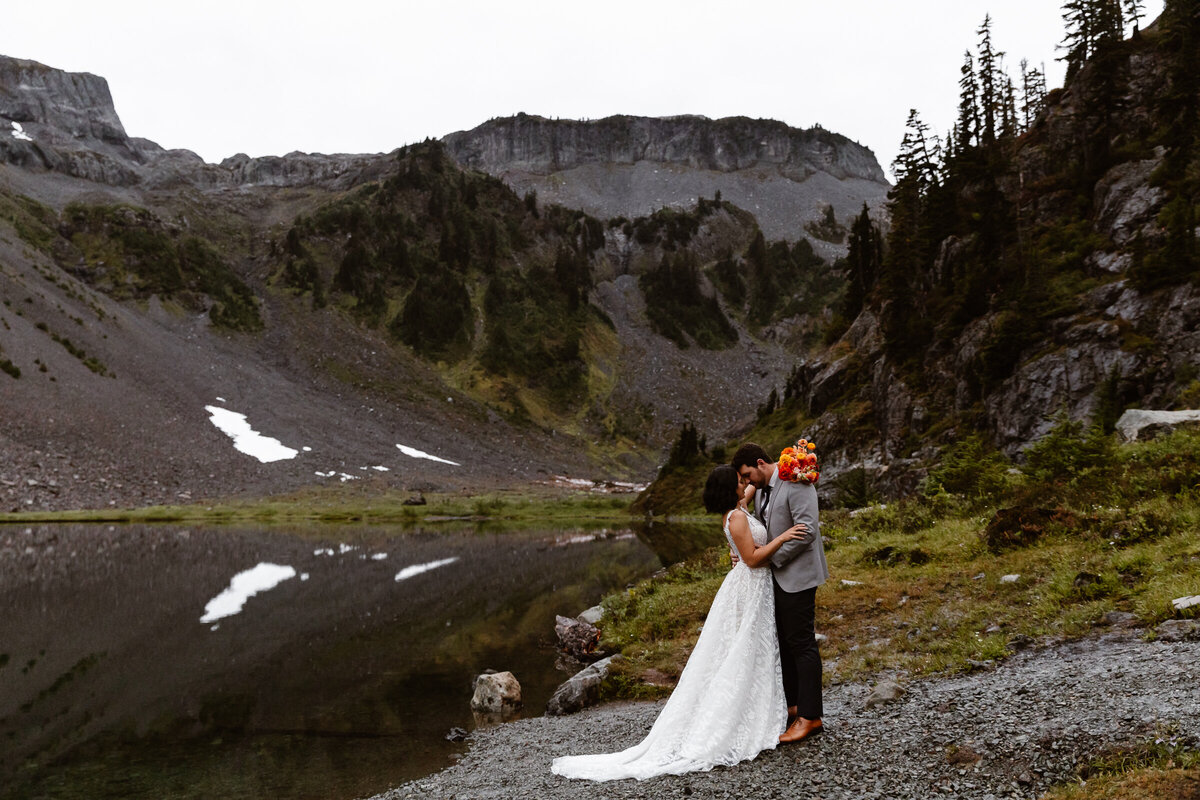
[{"xmin": 773, "ymin": 579, "xmax": 823, "ymax": 720}]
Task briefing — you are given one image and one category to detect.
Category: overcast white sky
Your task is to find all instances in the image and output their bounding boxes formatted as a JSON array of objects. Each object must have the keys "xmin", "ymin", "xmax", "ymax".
[{"xmin": 1, "ymin": 1, "xmax": 1165, "ymax": 178}]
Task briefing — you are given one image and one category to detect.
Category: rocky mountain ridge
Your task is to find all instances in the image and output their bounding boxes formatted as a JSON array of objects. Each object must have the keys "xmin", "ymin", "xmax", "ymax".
[
  {"xmin": 443, "ymin": 113, "xmax": 890, "ymax": 249},
  {"xmin": 0, "ymin": 55, "xmax": 394, "ymax": 191},
  {"xmin": 0, "ymin": 53, "xmax": 887, "ymax": 510}
]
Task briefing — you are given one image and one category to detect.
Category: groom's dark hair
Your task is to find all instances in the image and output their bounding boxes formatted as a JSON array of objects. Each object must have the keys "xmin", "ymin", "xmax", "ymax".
[{"xmin": 730, "ymin": 442, "xmax": 770, "ymax": 471}]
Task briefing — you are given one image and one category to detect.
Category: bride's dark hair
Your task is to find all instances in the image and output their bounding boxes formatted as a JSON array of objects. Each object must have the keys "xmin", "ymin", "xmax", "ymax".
[{"xmin": 703, "ymin": 465, "xmax": 740, "ymax": 514}]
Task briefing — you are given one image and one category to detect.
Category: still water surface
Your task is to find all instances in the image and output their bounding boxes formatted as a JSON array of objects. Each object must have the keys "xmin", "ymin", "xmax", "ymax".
[{"xmin": 0, "ymin": 519, "xmax": 717, "ymax": 799}]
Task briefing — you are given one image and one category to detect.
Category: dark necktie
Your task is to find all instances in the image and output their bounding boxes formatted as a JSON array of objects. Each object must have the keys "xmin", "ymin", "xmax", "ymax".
[{"xmin": 760, "ymin": 485, "xmax": 772, "ymax": 518}]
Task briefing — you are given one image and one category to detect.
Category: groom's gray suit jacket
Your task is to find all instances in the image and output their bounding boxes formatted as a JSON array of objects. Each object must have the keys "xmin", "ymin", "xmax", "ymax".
[{"xmin": 757, "ymin": 475, "xmax": 829, "ymax": 593}]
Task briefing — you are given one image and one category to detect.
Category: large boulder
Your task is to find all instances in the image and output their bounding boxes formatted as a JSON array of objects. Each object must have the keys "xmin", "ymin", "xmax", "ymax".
[
  {"xmin": 546, "ymin": 655, "xmax": 623, "ymax": 716},
  {"xmin": 470, "ymin": 671, "xmax": 522, "ymax": 721},
  {"xmin": 1115, "ymin": 409, "xmax": 1200, "ymax": 442}
]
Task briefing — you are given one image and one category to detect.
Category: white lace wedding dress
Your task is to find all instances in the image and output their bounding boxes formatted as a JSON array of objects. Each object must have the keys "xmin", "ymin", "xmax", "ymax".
[{"xmin": 551, "ymin": 507, "xmax": 786, "ymax": 781}]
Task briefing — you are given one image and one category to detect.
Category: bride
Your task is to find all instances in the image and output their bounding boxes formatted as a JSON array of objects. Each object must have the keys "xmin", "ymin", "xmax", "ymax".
[{"xmin": 551, "ymin": 464, "xmax": 808, "ymax": 781}]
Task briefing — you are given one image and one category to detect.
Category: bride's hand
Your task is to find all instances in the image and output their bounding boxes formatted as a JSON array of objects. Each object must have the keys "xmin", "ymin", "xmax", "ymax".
[
  {"xmin": 780, "ymin": 523, "xmax": 809, "ymax": 542},
  {"xmin": 739, "ymin": 484, "xmax": 755, "ymax": 508}
]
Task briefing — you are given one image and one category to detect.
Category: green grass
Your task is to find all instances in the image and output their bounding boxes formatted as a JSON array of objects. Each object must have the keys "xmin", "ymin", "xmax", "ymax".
[
  {"xmin": 1042, "ymin": 738, "xmax": 1200, "ymax": 800},
  {"xmin": 0, "ymin": 486, "xmax": 635, "ymax": 526},
  {"xmin": 597, "ymin": 429, "xmax": 1200, "ymax": 698}
]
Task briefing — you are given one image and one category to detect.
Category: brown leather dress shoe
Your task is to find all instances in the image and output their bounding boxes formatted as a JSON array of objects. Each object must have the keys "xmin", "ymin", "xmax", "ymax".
[{"xmin": 779, "ymin": 716, "xmax": 823, "ymax": 743}]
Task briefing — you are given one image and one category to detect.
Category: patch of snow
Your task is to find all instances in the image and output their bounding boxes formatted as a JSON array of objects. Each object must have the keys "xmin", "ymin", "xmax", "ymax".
[
  {"xmin": 371, "ymin": 553, "xmax": 388, "ymax": 561},
  {"xmin": 556, "ymin": 476, "xmax": 595, "ymax": 488},
  {"xmin": 302, "ymin": 446, "xmax": 312, "ymax": 452},
  {"xmin": 370, "ymin": 465, "xmax": 389, "ymax": 471},
  {"xmin": 395, "ymin": 556, "xmax": 458, "ymax": 582},
  {"xmin": 315, "ymin": 470, "xmax": 359, "ymax": 481},
  {"xmin": 11, "ymin": 121, "xmax": 32, "ymax": 142},
  {"xmin": 299, "ymin": 573, "xmax": 310, "ymax": 581},
  {"xmin": 204, "ymin": 406, "xmax": 298, "ymax": 463},
  {"xmin": 557, "ymin": 534, "xmax": 597, "ymax": 546},
  {"xmin": 1001, "ymin": 574, "xmax": 1021, "ymax": 584},
  {"xmin": 396, "ymin": 444, "xmax": 460, "ymax": 466},
  {"xmin": 215, "ymin": 396, "xmax": 226, "ymax": 403},
  {"xmin": 313, "ymin": 548, "xmax": 334, "ymax": 556},
  {"xmin": 200, "ymin": 563, "xmax": 296, "ymax": 623}
]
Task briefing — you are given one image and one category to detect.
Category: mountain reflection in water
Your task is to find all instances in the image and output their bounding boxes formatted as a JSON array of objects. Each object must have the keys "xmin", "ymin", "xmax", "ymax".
[{"xmin": 0, "ymin": 520, "xmax": 692, "ymax": 800}]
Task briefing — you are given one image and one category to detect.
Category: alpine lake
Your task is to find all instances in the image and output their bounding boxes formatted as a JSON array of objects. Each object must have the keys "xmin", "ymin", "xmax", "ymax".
[{"xmin": 0, "ymin": 516, "xmax": 720, "ymax": 800}]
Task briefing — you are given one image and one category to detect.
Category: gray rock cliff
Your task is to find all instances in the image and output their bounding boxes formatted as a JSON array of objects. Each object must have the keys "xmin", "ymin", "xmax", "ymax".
[
  {"xmin": 443, "ymin": 114, "xmax": 890, "ymax": 247},
  {"xmin": 0, "ymin": 54, "xmax": 393, "ymax": 190}
]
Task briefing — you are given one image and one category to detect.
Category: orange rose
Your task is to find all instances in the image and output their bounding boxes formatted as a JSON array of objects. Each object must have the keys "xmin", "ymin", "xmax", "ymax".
[{"xmin": 807, "ymin": 442, "xmax": 816, "ymax": 451}]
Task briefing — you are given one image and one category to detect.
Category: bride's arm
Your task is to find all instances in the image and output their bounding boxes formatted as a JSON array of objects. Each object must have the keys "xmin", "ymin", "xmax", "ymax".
[
  {"xmin": 739, "ymin": 484, "xmax": 755, "ymax": 510},
  {"xmin": 728, "ymin": 511, "xmax": 807, "ymax": 569}
]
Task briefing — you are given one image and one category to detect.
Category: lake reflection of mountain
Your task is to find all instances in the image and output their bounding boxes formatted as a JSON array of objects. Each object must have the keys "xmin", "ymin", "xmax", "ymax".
[
  {"xmin": 631, "ymin": 518, "xmax": 728, "ymax": 565},
  {"xmin": 0, "ymin": 522, "xmax": 661, "ymax": 800}
]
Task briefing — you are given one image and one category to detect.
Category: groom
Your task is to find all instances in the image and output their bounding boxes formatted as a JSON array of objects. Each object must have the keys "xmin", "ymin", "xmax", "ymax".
[{"xmin": 732, "ymin": 442, "xmax": 828, "ymax": 743}]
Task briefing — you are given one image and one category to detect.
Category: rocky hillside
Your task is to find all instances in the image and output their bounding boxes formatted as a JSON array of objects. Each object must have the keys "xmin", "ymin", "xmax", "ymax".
[
  {"xmin": 443, "ymin": 114, "xmax": 890, "ymax": 256},
  {"xmin": 671, "ymin": 7, "xmax": 1200, "ymax": 505},
  {"xmin": 0, "ymin": 55, "xmax": 889, "ymax": 511}
]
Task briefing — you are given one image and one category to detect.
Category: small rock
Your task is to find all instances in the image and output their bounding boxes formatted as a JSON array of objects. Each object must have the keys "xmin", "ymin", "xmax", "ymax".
[
  {"xmin": 1000, "ymin": 574, "xmax": 1020, "ymax": 584},
  {"xmin": 444, "ymin": 727, "xmax": 469, "ymax": 742},
  {"xmin": 841, "ymin": 579, "xmax": 863, "ymax": 586},
  {"xmin": 555, "ymin": 615, "xmax": 601, "ymax": 660},
  {"xmin": 470, "ymin": 671, "xmax": 522, "ymax": 719},
  {"xmin": 1172, "ymin": 595, "xmax": 1200, "ymax": 612},
  {"xmin": 1101, "ymin": 611, "xmax": 1138, "ymax": 627},
  {"xmin": 1156, "ymin": 619, "xmax": 1200, "ymax": 642},
  {"xmin": 578, "ymin": 604, "xmax": 604, "ymax": 625},
  {"xmin": 863, "ymin": 679, "xmax": 905, "ymax": 709}
]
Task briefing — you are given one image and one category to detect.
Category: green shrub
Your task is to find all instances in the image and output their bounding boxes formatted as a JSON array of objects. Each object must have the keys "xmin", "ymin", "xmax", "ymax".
[
  {"xmin": 925, "ymin": 434, "xmax": 1011, "ymax": 502},
  {"xmin": 1021, "ymin": 412, "xmax": 1114, "ymax": 485}
]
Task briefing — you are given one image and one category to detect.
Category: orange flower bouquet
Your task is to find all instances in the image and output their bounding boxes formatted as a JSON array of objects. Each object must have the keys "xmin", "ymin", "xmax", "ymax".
[{"xmin": 777, "ymin": 437, "xmax": 819, "ymax": 484}]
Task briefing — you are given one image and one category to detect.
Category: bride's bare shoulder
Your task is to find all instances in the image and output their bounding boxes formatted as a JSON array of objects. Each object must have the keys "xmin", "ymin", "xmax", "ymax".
[{"xmin": 726, "ymin": 508, "xmax": 749, "ymax": 531}]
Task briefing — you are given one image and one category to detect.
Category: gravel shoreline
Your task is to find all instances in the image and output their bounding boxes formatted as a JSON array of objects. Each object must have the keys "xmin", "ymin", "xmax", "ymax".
[{"xmin": 380, "ymin": 632, "xmax": 1199, "ymax": 800}]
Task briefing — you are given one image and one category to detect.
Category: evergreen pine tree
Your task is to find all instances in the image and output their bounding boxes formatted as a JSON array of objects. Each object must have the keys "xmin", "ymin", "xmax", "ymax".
[
  {"xmin": 1060, "ymin": 0, "xmax": 1094, "ymax": 80},
  {"xmin": 1020, "ymin": 59, "xmax": 1049, "ymax": 129},
  {"xmin": 976, "ymin": 15, "xmax": 1003, "ymax": 145},
  {"xmin": 842, "ymin": 204, "xmax": 882, "ymax": 320},
  {"xmin": 957, "ymin": 51, "xmax": 980, "ymax": 151},
  {"xmin": 1123, "ymin": 0, "xmax": 1145, "ymax": 34}
]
